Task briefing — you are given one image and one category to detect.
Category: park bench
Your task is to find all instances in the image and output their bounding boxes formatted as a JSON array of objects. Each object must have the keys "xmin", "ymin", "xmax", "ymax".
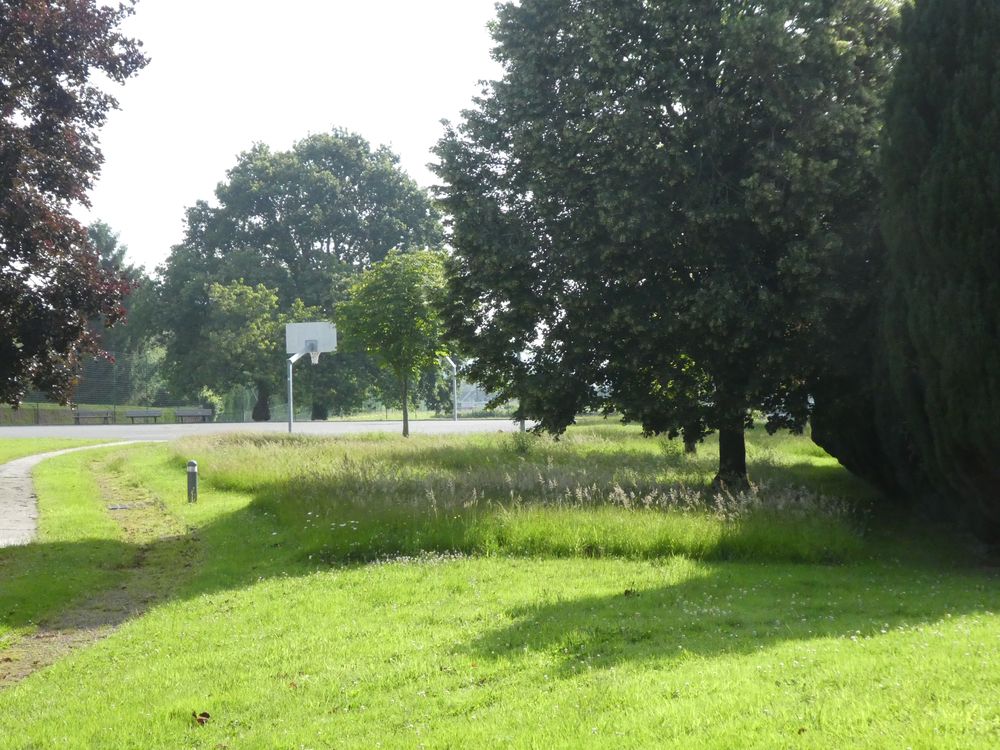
[
  {"xmin": 72, "ymin": 410, "xmax": 112, "ymax": 425},
  {"xmin": 125, "ymin": 409, "xmax": 162, "ymax": 424},
  {"xmin": 174, "ymin": 407, "xmax": 213, "ymax": 423}
]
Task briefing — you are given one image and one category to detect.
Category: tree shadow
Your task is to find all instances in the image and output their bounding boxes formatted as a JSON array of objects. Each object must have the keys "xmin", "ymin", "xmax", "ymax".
[
  {"xmin": 0, "ymin": 486, "xmax": 286, "ymax": 634},
  {"xmin": 0, "ymin": 435, "xmax": 982, "ymax": 686},
  {"xmin": 462, "ymin": 560, "xmax": 999, "ymax": 676},
  {"xmin": 0, "ymin": 539, "xmax": 133, "ymax": 634},
  {"xmin": 2, "ymin": 466, "xmax": 996, "ymax": 689}
]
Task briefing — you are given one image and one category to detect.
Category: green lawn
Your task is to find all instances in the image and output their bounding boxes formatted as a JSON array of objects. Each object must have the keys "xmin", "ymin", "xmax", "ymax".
[
  {"xmin": 0, "ymin": 427, "xmax": 997, "ymax": 748},
  {"xmin": 0, "ymin": 438, "xmax": 107, "ymax": 465}
]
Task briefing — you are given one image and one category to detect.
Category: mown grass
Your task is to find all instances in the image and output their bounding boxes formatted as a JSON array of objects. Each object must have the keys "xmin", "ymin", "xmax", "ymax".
[
  {"xmin": 0, "ymin": 428, "xmax": 997, "ymax": 748},
  {"xmin": 0, "ymin": 447, "xmax": 131, "ymax": 648},
  {"xmin": 0, "ymin": 438, "xmax": 105, "ymax": 465}
]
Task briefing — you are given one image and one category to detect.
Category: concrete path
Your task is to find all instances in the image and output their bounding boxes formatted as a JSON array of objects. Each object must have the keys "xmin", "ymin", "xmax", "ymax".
[{"xmin": 0, "ymin": 443, "xmax": 141, "ymax": 548}]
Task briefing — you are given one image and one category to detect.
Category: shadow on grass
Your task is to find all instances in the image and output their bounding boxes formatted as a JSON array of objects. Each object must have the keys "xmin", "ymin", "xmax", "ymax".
[
  {"xmin": 2, "ymin": 478, "xmax": 997, "ymax": 685},
  {"xmin": 463, "ymin": 560, "xmax": 999, "ymax": 674},
  {"xmin": 0, "ymin": 434, "xmax": 983, "ymax": 680},
  {"xmin": 0, "ymin": 539, "xmax": 132, "ymax": 633},
  {"xmin": 0, "ymin": 498, "xmax": 282, "ymax": 651}
]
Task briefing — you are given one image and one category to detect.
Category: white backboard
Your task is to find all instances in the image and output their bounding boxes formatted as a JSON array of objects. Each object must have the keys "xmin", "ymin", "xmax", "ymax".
[{"xmin": 285, "ymin": 322, "xmax": 337, "ymax": 355}]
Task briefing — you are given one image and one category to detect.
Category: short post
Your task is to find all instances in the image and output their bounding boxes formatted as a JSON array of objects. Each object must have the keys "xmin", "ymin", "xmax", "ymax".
[{"xmin": 187, "ymin": 460, "xmax": 198, "ymax": 503}]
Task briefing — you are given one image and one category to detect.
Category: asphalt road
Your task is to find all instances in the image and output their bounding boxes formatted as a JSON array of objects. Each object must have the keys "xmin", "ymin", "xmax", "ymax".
[{"xmin": 0, "ymin": 418, "xmax": 525, "ymax": 441}]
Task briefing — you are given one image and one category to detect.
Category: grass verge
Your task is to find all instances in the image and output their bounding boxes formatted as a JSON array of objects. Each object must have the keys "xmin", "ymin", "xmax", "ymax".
[
  {"xmin": 0, "ymin": 449, "xmax": 130, "ymax": 649},
  {"xmin": 0, "ymin": 428, "xmax": 996, "ymax": 748},
  {"xmin": 0, "ymin": 439, "xmax": 106, "ymax": 465}
]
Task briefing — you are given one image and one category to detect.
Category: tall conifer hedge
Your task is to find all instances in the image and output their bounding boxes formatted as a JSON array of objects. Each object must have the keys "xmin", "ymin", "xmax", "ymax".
[{"xmin": 881, "ymin": 0, "xmax": 1000, "ymax": 538}]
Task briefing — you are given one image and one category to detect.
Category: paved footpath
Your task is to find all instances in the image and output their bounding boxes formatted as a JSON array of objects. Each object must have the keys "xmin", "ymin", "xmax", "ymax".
[{"xmin": 0, "ymin": 443, "xmax": 142, "ymax": 548}]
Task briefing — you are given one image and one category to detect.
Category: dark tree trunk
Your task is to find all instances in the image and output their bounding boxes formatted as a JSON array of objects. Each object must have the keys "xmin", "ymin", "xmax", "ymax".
[
  {"xmin": 401, "ymin": 375, "xmax": 410, "ymax": 437},
  {"xmin": 682, "ymin": 423, "xmax": 699, "ymax": 454},
  {"xmin": 252, "ymin": 383, "xmax": 271, "ymax": 422},
  {"xmin": 714, "ymin": 423, "xmax": 748, "ymax": 487},
  {"xmin": 311, "ymin": 401, "xmax": 329, "ymax": 421}
]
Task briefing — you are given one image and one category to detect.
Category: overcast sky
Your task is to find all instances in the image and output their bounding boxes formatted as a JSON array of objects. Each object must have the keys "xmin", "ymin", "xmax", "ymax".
[{"xmin": 80, "ymin": 0, "xmax": 503, "ymax": 270}]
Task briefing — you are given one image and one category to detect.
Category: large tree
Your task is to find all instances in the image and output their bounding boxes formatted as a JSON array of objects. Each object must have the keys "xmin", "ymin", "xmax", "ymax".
[
  {"xmin": 338, "ymin": 249, "xmax": 448, "ymax": 437},
  {"xmin": 87, "ymin": 221, "xmax": 149, "ymax": 353},
  {"xmin": 0, "ymin": 0, "xmax": 147, "ymax": 405},
  {"xmin": 435, "ymin": 0, "xmax": 897, "ymax": 483},
  {"xmin": 161, "ymin": 129, "xmax": 443, "ymax": 311},
  {"xmin": 156, "ymin": 129, "xmax": 443, "ymax": 416},
  {"xmin": 881, "ymin": 0, "xmax": 1000, "ymax": 537},
  {"xmin": 71, "ymin": 220, "xmax": 166, "ymax": 407}
]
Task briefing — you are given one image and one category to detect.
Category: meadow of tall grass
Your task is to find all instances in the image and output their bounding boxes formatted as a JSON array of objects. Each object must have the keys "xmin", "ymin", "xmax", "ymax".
[{"xmin": 171, "ymin": 423, "xmax": 871, "ymax": 564}]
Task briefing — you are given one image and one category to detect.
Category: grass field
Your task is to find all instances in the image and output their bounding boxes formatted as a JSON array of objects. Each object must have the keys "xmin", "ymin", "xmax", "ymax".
[
  {"xmin": 0, "ymin": 438, "xmax": 107, "ymax": 465},
  {"xmin": 0, "ymin": 425, "xmax": 997, "ymax": 748}
]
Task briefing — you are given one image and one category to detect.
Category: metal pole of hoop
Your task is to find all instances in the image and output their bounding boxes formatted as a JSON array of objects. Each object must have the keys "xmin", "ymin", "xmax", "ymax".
[
  {"xmin": 287, "ymin": 351, "xmax": 306, "ymax": 434},
  {"xmin": 442, "ymin": 355, "xmax": 458, "ymax": 422}
]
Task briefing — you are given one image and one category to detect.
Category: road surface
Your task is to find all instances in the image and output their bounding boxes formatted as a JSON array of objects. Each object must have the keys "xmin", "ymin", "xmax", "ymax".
[{"xmin": 0, "ymin": 418, "xmax": 525, "ymax": 442}]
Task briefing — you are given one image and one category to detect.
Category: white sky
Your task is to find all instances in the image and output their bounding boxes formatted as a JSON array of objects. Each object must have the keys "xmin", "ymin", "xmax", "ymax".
[{"xmin": 80, "ymin": 0, "xmax": 503, "ymax": 271}]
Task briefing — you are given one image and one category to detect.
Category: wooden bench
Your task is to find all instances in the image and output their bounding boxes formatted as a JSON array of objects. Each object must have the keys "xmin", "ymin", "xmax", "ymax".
[
  {"xmin": 73, "ymin": 410, "xmax": 112, "ymax": 425},
  {"xmin": 174, "ymin": 408, "xmax": 213, "ymax": 423},
  {"xmin": 125, "ymin": 409, "xmax": 162, "ymax": 424}
]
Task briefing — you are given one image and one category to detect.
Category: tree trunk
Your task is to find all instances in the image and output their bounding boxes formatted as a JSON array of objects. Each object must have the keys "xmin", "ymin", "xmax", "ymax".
[
  {"xmin": 251, "ymin": 383, "xmax": 271, "ymax": 422},
  {"xmin": 401, "ymin": 375, "xmax": 409, "ymax": 437},
  {"xmin": 311, "ymin": 401, "xmax": 329, "ymax": 421},
  {"xmin": 714, "ymin": 423, "xmax": 748, "ymax": 487},
  {"xmin": 682, "ymin": 424, "xmax": 698, "ymax": 455}
]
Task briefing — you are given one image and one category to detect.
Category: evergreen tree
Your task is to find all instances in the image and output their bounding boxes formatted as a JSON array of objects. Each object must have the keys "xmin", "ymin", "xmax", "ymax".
[{"xmin": 881, "ymin": 0, "xmax": 1000, "ymax": 537}]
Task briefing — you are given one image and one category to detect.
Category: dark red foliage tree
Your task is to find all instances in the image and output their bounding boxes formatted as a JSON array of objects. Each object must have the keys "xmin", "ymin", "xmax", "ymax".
[{"xmin": 0, "ymin": 1, "xmax": 147, "ymax": 405}]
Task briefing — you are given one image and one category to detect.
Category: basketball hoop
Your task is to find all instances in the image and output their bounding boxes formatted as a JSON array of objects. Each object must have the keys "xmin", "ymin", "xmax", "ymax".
[{"xmin": 285, "ymin": 322, "xmax": 338, "ymax": 433}]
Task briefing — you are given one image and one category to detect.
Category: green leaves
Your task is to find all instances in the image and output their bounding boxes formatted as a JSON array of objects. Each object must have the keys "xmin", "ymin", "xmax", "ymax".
[
  {"xmin": 338, "ymin": 250, "xmax": 448, "ymax": 434},
  {"xmin": 1, "ymin": 1, "xmax": 147, "ymax": 406},
  {"xmin": 339, "ymin": 250, "xmax": 448, "ymax": 378},
  {"xmin": 879, "ymin": 0, "xmax": 1000, "ymax": 536},
  {"xmin": 154, "ymin": 129, "xmax": 444, "ymax": 408},
  {"xmin": 435, "ymin": 0, "xmax": 897, "ymax": 474}
]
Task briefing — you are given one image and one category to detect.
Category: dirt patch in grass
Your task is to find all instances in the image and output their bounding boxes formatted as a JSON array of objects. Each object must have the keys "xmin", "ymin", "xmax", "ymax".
[{"xmin": 0, "ymin": 475, "xmax": 200, "ymax": 688}]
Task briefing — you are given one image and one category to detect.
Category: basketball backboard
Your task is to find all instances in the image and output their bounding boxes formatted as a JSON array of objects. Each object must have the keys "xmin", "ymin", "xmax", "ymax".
[{"xmin": 285, "ymin": 322, "xmax": 337, "ymax": 357}]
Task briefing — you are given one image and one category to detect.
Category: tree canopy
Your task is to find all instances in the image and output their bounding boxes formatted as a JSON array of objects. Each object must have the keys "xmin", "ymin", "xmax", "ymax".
[
  {"xmin": 434, "ymin": 0, "xmax": 897, "ymax": 482},
  {"xmin": 0, "ymin": 0, "xmax": 147, "ymax": 405},
  {"xmin": 161, "ymin": 129, "xmax": 443, "ymax": 311},
  {"xmin": 338, "ymin": 249, "xmax": 448, "ymax": 436},
  {"xmin": 154, "ymin": 129, "xmax": 444, "ymax": 416}
]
